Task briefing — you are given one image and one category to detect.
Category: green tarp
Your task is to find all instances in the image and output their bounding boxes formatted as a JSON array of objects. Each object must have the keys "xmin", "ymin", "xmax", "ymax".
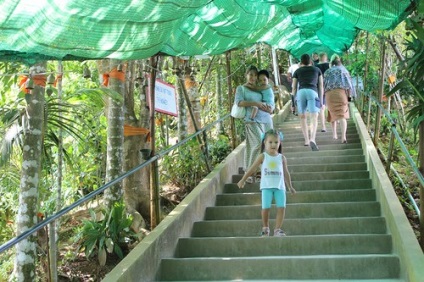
[{"xmin": 0, "ymin": 0, "xmax": 416, "ymax": 64}]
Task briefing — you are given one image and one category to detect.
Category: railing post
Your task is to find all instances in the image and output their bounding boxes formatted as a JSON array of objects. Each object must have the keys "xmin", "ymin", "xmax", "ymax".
[
  {"xmin": 366, "ymin": 93, "xmax": 372, "ymax": 130},
  {"xmin": 386, "ymin": 123, "xmax": 396, "ymax": 173}
]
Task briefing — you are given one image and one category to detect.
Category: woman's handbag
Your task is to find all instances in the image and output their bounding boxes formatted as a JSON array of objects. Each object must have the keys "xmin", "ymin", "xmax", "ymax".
[
  {"xmin": 231, "ymin": 103, "xmax": 246, "ymax": 118},
  {"xmin": 231, "ymin": 86, "xmax": 246, "ymax": 119}
]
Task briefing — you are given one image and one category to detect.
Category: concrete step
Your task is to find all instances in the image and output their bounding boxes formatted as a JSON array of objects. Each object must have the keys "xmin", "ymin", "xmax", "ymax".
[
  {"xmin": 205, "ymin": 202, "xmax": 381, "ymax": 220},
  {"xmin": 288, "ymin": 162, "xmax": 367, "ymax": 173},
  {"xmin": 283, "ymin": 142, "xmax": 362, "ymax": 152},
  {"xmin": 282, "ymin": 132, "xmax": 360, "ymax": 141},
  {"xmin": 215, "ymin": 189, "xmax": 376, "ymax": 205},
  {"xmin": 224, "ymin": 178, "xmax": 373, "ymax": 192},
  {"xmin": 164, "ymin": 279, "xmax": 405, "ymax": 282},
  {"xmin": 191, "ymin": 217, "xmax": 387, "ymax": 237},
  {"xmin": 175, "ymin": 234, "xmax": 392, "ymax": 257},
  {"xmin": 232, "ymin": 170, "xmax": 369, "ymax": 182},
  {"xmin": 282, "ymin": 138, "xmax": 360, "ymax": 149},
  {"xmin": 284, "ymin": 148, "xmax": 364, "ymax": 157},
  {"xmin": 285, "ymin": 154, "xmax": 365, "ymax": 165},
  {"xmin": 159, "ymin": 254, "xmax": 400, "ymax": 280}
]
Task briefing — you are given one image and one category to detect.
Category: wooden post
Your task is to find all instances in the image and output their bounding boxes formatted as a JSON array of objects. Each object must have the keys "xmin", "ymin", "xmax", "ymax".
[
  {"xmin": 149, "ymin": 56, "xmax": 161, "ymax": 228},
  {"xmin": 225, "ymin": 51, "xmax": 236, "ymax": 149},
  {"xmin": 373, "ymin": 38, "xmax": 386, "ymax": 146}
]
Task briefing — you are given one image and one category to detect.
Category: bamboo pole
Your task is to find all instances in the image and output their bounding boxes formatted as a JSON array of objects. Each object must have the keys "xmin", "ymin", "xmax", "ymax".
[
  {"xmin": 198, "ymin": 56, "xmax": 216, "ymax": 93},
  {"xmin": 149, "ymin": 56, "xmax": 161, "ymax": 228},
  {"xmin": 373, "ymin": 38, "xmax": 386, "ymax": 146},
  {"xmin": 225, "ymin": 51, "xmax": 236, "ymax": 149},
  {"xmin": 363, "ymin": 32, "xmax": 370, "ymax": 118},
  {"xmin": 176, "ymin": 69, "xmax": 212, "ymax": 173}
]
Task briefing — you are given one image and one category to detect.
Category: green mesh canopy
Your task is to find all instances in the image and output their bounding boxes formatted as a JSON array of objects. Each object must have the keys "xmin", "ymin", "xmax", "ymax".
[{"xmin": 0, "ymin": 0, "xmax": 416, "ymax": 64}]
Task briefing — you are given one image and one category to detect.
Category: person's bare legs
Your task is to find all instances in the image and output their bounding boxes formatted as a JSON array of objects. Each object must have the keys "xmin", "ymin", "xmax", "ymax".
[
  {"xmin": 332, "ymin": 121, "xmax": 337, "ymax": 139},
  {"xmin": 320, "ymin": 105, "xmax": 327, "ymax": 131},
  {"xmin": 274, "ymin": 207, "xmax": 286, "ymax": 231},
  {"xmin": 299, "ymin": 114, "xmax": 309, "ymax": 145},
  {"xmin": 340, "ymin": 118, "xmax": 347, "ymax": 143},
  {"xmin": 309, "ymin": 112, "xmax": 318, "ymax": 143},
  {"xmin": 262, "ymin": 208, "xmax": 270, "ymax": 229}
]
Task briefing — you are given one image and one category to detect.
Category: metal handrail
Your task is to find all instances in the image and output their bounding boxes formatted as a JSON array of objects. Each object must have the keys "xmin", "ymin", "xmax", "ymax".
[
  {"xmin": 364, "ymin": 93, "xmax": 422, "ymax": 217},
  {"xmin": 0, "ymin": 114, "xmax": 230, "ymax": 254}
]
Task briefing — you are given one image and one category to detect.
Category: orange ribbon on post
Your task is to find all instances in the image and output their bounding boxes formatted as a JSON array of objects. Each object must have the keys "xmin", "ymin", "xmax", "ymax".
[
  {"xmin": 102, "ymin": 65, "xmax": 126, "ymax": 86},
  {"xmin": 18, "ymin": 74, "xmax": 47, "ymax": 94}
]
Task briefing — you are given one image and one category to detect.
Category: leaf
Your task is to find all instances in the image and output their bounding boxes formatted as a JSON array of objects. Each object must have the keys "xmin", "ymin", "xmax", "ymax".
[
  {"xmin": 114, "ymin": 244, "xmax": 124, "ymax": 259},
  {"xmin": 105, "ymin": 237, "xmax": 114, "ymax": 253},
  {"xmin": 98, "ymin": 247, "xmax": 107, "ymax": 266}
]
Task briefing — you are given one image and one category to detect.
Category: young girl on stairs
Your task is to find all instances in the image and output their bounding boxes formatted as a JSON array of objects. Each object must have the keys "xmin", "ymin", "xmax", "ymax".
[{"xmin": 237, "ymin": 129, "xmax": 296, "ymax": 237}]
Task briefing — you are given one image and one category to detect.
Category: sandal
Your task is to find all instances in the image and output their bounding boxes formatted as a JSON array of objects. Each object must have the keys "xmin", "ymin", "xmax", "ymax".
[
  {"xmin": 255, "ymin": 175, "xmax": 261, "ymax": 183},
  {"xmin": 246, "ymin": 176, "xmax": 254, "ymax": 184},
  {"xmin": 310, "ymin": 141, "xmax": 319, "ymax": 151}
]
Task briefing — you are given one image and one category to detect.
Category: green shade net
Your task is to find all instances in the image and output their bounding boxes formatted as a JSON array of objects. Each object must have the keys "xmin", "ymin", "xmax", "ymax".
[{"xmin": 0, "ymin": 0, "xmax": 416, "ymax": 64}]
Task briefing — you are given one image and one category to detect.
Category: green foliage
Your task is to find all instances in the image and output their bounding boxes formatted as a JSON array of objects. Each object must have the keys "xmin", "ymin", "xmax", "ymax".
[
  {"xmin": 388, "ymin": 19, "xmax": 424, "ymax": 130},
  {"xmin": 208, "ymin": 134, "xmax": 232, "ymax": 166},
  {"xmin": 78, "ymin": 202, "xmax": 137, "ymax": 266},
  {"xmin": 0, "ymin": 249, "xmax": 14, "ymax": 281},
  {"xmin": 160, "ymin": 139, "xmax": 208, "ymax": 192}
]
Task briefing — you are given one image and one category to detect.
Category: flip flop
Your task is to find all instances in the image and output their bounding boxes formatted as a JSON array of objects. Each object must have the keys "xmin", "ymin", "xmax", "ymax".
[{"xmin": 310, "ymin": 141, "xmax": 319, "ymax": 151}]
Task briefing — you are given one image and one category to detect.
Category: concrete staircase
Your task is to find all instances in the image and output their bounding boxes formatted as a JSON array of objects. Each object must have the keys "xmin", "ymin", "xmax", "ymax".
[{"xmin": 157, "ymin": 114, "xmax": 403, "ymax": 281}]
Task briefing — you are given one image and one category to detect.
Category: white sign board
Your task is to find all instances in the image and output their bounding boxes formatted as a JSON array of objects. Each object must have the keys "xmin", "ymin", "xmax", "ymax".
[{"xmin": 147, "ymin": 77, "xmax": 178, "ymax": 117}]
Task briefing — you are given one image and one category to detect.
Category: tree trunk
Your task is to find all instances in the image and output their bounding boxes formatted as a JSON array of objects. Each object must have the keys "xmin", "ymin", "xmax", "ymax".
[
  {"xmin": 419, "ymin": 121, "xmax": 424, "ymax": 248},
  {"xmin": 14, "ymin": 62, "xmax": 46, "ymax": 281},
  {"xmin": 185, "ymin": 73, "xmax": 201, "ymax": 134},
  {"xmin": 215, "ymin": 66, "xmax": 224, "ymax": 134},
  {"xmin": 177, "ymin": 68, "xmax": 187, "ymax": 141},
  {"xmin": 99, "ymin": 59, "xmax": 125, "ymax": 208},
  {"xmin": 122, "ymin": 60, "xmax": 149, "ymax": 231}
]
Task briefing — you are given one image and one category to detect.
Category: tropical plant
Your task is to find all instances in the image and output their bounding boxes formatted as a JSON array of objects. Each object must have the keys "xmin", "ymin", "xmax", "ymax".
[{"xmin": 78, "ymin": 201, "xmax": 137, "ymax": 266}]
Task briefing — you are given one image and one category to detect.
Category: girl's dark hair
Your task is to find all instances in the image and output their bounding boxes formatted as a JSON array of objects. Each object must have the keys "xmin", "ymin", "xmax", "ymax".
[
  {"xmin": 261, "ymin": 129, "xmax": 283, "ymax": 153},
  {"xmin": 258, "ymin": 69, "xmax": 269, "ymax": 78},
  {"xmin": 245, "ymin": 65, "xmax": 258, "ymax": 75},
  {"xmin": 300, "ymin": 54, "xmax": 311, "ymax": 66}
]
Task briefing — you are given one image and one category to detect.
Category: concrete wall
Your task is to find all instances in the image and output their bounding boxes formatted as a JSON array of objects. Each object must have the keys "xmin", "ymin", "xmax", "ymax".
[
  {"xmin": 351, "ymin": 104, "xmax": 424, "ymax": 282},
  {"xmin": 103, "ymin": 141, "xmax": 244, "ymax": 281}
]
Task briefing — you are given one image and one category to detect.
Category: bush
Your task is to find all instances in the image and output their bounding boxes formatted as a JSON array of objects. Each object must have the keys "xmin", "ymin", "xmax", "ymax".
[
  {"xmin": 208, "ymin": 134, "xmax": 232, "ymax": 165},
  {"xmin": 160, "ymin": 139, "xmax": 208, "ymax": 192}
]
